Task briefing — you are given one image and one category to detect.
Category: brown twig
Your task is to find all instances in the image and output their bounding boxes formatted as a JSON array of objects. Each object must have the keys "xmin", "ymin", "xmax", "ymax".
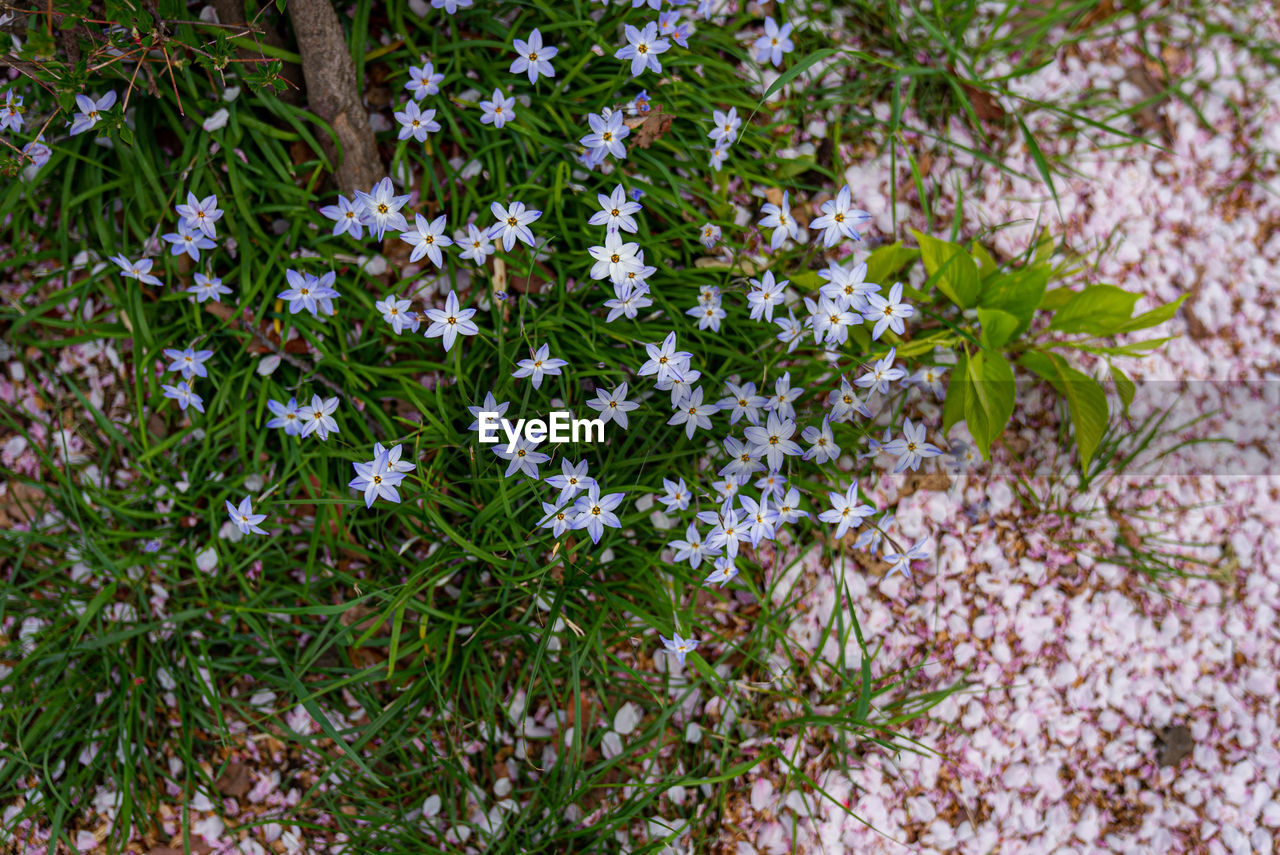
[{"xmin": 285, "ymin": 0, "xmax": 382, "ymax": 194}]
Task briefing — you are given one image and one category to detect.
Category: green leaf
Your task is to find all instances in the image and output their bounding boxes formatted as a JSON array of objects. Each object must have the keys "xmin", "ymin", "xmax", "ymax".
[
  {"xmin": 847, "ymin": 321, "xmax": 871, "ymax": 354},
  {"xmin": 761, "ymin": 48, "xmax": 841, "ymax": 101},
  {"xmin": 790, "ymin": 270, "xmax": 824, "ymax": 290},
  {"xmin": 1017, "ymin": 114, "xmax": 1060, "ymax": 212},
  {"xmin": 1040, "ymin": 287, "xmax": 1075, "ymax": 311},
  {"xmin": 1114, "ymin": 294, "xmax": 1187, "ymax": 333},
  {"xmin": 942, "ymin": 352, "xmax": 969, "ymax": 435},
  {"xmin": 864, "ymin": 242, "xmax": 919, "ymax": 285},
  {"xmin": 910, "ymin": 229, "xmax": 980, "ymax": 308},
  {"xmin": 1020, "ymin": 352, "xmax": 1110, "ymax": 465},
  {"xmin": 1056, "ymin": 337, "xmax": 1175, "ymax": 357},
  {"xmin": 775, "ymin": 156, "xmax": 816, "ymax": 180},
  {"xmin": 971, "ymin": 241, "xmax": 998, "ymax": 278},
  {"xmin": 25, "ymin": 29, "xmax": 56, "ymax": 59},
  {"xmin": 963, "ymin": 350, "xmax": 1016, "ymax": 459},
  {"xmin": 978, "ymin": 264, "xmax": 1049, "ymax": 340},
  {"xmin": 1111, "ymin": 364, "xmax": 1135, "ymax": 417},
  {"xmin": 1048, "ymin": 284, "xmax": 1140, "ymax": 335},
  {"xmin": 976, "ymin": 307, "xmax": 1019, "ymax": 350}
]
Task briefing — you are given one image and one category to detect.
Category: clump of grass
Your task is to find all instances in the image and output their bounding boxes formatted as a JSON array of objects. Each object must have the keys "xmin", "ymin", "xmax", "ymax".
[{"xmin": 0, "ymin": 1, "xmax": 1176, "ymax": 852}]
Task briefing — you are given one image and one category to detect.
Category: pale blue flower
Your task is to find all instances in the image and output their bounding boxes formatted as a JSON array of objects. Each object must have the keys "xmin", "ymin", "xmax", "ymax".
[
  {"xmin": 801, "ymin": 417, "xmax": 840, "ymax": 464},
  {"xmin": 910, "ymin": 365, "xmax": 948, "ymax": 399},
  {"xmin": 400, "ymin": 213, "xmax": 453, "ymax": 267},
  {"xmin": 754, "ymin": 470, "xmax": 787, "ymax": 501},
  {"xmin": 884, "ymin": 538, "xmax": 930, "ymax": 580},
  {"xmin": 880, "ymin": 418, "xmax": 942, "ymax": 473},
  {"xmin": 458, "ymin": 223, "xmax": 494, "ymax": 264},
  {"xmin": 818, "ymin": 481, "xmax": 875, "ymax": 539},
  {"xmin": 432, "ymin": 0, "xmax": 473, "ymax": 12},
  {"xmin": 162, "ymin": 222, "xmax": 215, "ymax": 262},
  {"xmin": 0, "ymin": 91, "xmax": 23, "ymax": 132},
  {"xmin": 348, "ymin": 443, "xmax": 413, "ymax": 508},
  {"xmin": 581, "ymin": 110, "xmax": 630, "ymax": 161},
  {"xmin": 278, "ymin": 269, "xmax": 339, "ymax": 317},
  {"xmin": 855, "ymin": 348, "xmax": 906, "ymax": 396},
  {"xmin": 488, "ymin": 200, "xmax": 542, "ymax": 251},
  {"xmin": 863, "ymin": 281, "xmax": 914, "ymax": 340},
  {"xmin": 740, "ymin": 495, "xmax": 778, "ymax": 546},
  {"xmin": 69, "ymin": 91, "xmax": 116, "ymax": 136},
  {"xmin": 708, "ymin": 107, "xmax": 740, "ymax": 144},
  {"xmin": 539, "ymin": 501, "xmax": 574, "ymax": 537},
  {"xmin": 319, "ymin": 194, "xmax": 366, "ymax": 240},
  {"xmin": 753, "ymin": 17, "xmax": 794, "ymax": 67},
  {"xmin": 161, "ymin": 380, "xmax": 204, "ymax": 413},
  {"xmin": 703, "ymin": 556, "xmax": 738, "ymax": 588},
  {"xmin": 809, "ymin": 185, "xmax": 872, "ymax": 247},
  {"xmin": 395, "ymin": 100, "xmax": 441, "ymax": 142},
  {"xmin": 226, "ymin": 496, "xmax": 268, "ymax": 535},
  {"xmin": 706, "ymin": 508, "xmax": 749, "ymax": 558},
  {"xmin": 747, "ymin": 270, "xmax": 788, "ymax": 322},
  {"xmin": 546, "ymin": 458, "xmax": 597, "ymax": 504},
  {"xmin": 853, "ymin": 512, "xmax": 895, "ymax": 554},
  {"xmin": 513, "ymin": 343, "xmax": 568, "ymax": 388},
  {"xmin": 480, "ymin": 88, "xmax": 515, "ymax": 128},
  {"xmin": 658, "ymin": 477, "xmax": 691, "ymax": 512},
  {"xmin": 110, "ymin": 254, "xmax": 163, "ymax": 287},
  {"xmin": 603, "ymin": 281, "xmax": 652, "ymax": 322},
  {"xmin": 585, "ymin": 382, "xmax": 639, "ymax": 429},
  {"xmin": 511, "ymin": 29, "xmax": 558, "ymax": 84},
  {"xmin": 670, "ymin": 522, "xmax": 714, "ymax": 569},
  {"xmin": 376, "ymin": 295, "xmax": 419, "ymax": 334},
  {"xmin": 718, "ymin": 381, "xmax": 767, "ymax": 426},
  {"xmin": 405, "ymin": 61, "xmax": 445, "ymax": 100},
  {"xmin": 467, "ymin": 391, "xmax": 509, "ymax": 432},
  {"xmin": 744, "ymin": 412, "xmax": 801, "ymax": 471},
  {"xmin": 708, "ymin": 144, "xmax": 729, "ymax": 171},
  {"xmin": 764, "ymin": 371, "xmax": 803, "ymax": 422},
  {"xmin": 615, "ymin": 22, "xmax": 670, "ymax": 77},
  {"xmin": 759, "ymin": 191, "xmax": 800, "ymax": 251},
  {"xmin": 776, "ymin": 486, "xmax": 808, "ymax": 525},
  {"xmin": 189, "ymin": 272, "xmax": 231, "ymax": 302},
  {"xmin": 22, "ymin": 136, "xmax": 52, "ymax": 169},
  {"xmin": 637, "ymin": 332, "xmax": 690, "ymax": 385},
  {"xmin": 668, "ymin": 386, "xmax": 718, "ymax": 439},
  {"xmin": 163, "ymin": 346, "xmax": 214, "ymax": 380},
  {"xmin": 588, "ymin": 231, "xmax": 644, "ymax": 284},
  {"xmin": 495, "ymin": 434, "xmax": 549, "ymax": 480},
  {"xmin": 589, "ymin": 184, "xmax": 642, "ymax": 233},
  {"xmin": 774, "ymin": 309, "xmax": 804, "ymax": 353},
  {"xmin": 719, "ymin": 436, "xmax": 764, "ymax": 486},
  {"xmin": 660, "ymin": 631, "xmax": 699, "ymax": 666},
  {"xmin": 424, "ymin": 290, "xmax": 478, "ymax": 352},
  {"xmin": 828, "ymin": 377, "xmax": 872, "ymax": 422},
  {"xmin": 819, "ymin": 260, "xmax": 878, "ymax": 311},
  {"xmin": 571, "ymin": 485, "xmax": 625, "ymax": 544},
  {"xmin": 298, "ymin": 395, "xmax": 340, "ymax": 440},
  {"xmin": 175, "ymin": 192, "xmax": 223, "ymax": 239},
  {"xmin": 354, "ymin": 177, "xmax": 411, "ymax": 242},
  {"xmin": 266, "ymin": 397, "xmax": 303, "ymax": 435}
]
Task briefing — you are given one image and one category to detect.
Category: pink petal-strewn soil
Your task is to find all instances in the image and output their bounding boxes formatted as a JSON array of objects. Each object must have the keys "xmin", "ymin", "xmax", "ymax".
[{"xmin": 736, "ymin": 5, "xmax": 1280, "ymax": 853}]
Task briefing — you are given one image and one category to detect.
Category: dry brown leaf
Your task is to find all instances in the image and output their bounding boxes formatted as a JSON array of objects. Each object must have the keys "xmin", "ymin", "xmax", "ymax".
[{"xmin": 623, "ymin": 103, "xmax": 673, "ymax": 149}]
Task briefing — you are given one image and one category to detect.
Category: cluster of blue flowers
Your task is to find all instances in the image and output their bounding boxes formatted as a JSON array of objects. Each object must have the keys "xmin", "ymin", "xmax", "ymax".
[{"xmin": 28, "ymin": 2, "xmax": 957, "ymax": 672}]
